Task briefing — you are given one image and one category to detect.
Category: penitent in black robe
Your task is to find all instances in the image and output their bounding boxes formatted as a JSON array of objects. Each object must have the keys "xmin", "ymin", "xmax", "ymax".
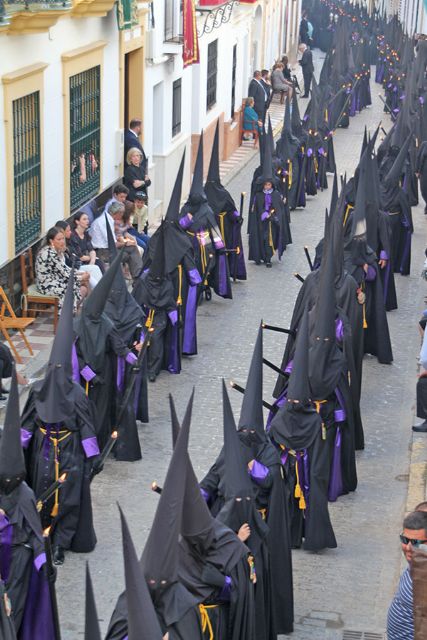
[
  {"xmin": 178, "ymin": 520, "xmax": 255, "ymax": 640},
  {"xmin": 248, "ymin": 189, "xmax": 291, "ymax": 265},
  {"xmin": 106, "ymin": 580, "xmax": 202, "ymax": 640},
  {"xmin": 21, "ymin": 386, "xmax": 98, "ymax": 553},
  {"xmin": 0, "ymin": 482, "xmax": 55, "ymax": 638}
]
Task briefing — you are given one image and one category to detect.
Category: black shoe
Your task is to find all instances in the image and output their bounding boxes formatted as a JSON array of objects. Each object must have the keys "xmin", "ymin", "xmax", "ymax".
[
  {"xmin": 0, "ymin": 387, "xmax": 9, "ymax": 395},
  {"xmin": 0, "ymin": 395, "xmax": 6, "ymax": 402},
  {"xmin": 266, "ymin": 262, "xmax": 272, "ymax": 268},
  {"xmin": 413, "ymin": 421, "xmax": 427, "ymax": 433},
  {"xmin": 255, "ymin": 261, "xmax": 261, "ymax": 265},
  {"xmin": 301, "ymin": 94, "xmax": 309, "ymax": 98},
  {"xmin": 53, "ymin": 546, "xmax": 65, "ymax": 565},
  {"xmin": 148, "ymin": 373, "xmax": 156, "ymax": 383}
]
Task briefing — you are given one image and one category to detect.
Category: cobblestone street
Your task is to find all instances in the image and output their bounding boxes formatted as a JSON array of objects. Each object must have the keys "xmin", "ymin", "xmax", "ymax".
[{"xmin": 56, "ymin": 60, "xmax": 427, "ymax": 639}]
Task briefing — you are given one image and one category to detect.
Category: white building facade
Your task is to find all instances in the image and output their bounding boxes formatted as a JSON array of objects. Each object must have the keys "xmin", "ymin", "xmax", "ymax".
[{"xmin": 0, "ymin": 0, "xmax": 300, "ymax": 283}]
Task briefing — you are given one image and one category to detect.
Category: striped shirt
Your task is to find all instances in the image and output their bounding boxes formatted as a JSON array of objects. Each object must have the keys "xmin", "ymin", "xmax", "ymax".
[{"xmin": 387, "ymin": 567, "xmax": 413, "ymax": 639}]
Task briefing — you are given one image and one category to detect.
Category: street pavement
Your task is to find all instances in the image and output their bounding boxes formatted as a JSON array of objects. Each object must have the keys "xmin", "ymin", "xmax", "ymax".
[{"xmin": 51, "ymin": 59, "xmax": 427, "ymax": 639}]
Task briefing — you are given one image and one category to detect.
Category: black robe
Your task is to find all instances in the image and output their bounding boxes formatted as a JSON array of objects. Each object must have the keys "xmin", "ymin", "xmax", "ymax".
[
  {"xmin": 21, "ymin": 386, "xmax": 98, "ymax": 553},
  {"xmin": 105, "ymin": 581, "xmax": 202, "ymax": 640},
  {"xmin": 0, "ymin": 579, "xmax": 16, "ymax": 640},
  {"xmin": 0, "ymin": 482, "xmax": 55, "ymax": 638},
  {"xmin": 248, "ymin": 189, "xmax": 291, "ymax": 265},
  {"xmin": 178, "ymin": 520, "xmax": 255, "ymax": 640}
]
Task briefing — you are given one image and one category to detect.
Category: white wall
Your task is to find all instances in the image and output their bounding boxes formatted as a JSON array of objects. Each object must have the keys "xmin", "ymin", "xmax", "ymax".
[{"xmin": 0, "ymin": 11, "xmax": 120, "ymax": 264}]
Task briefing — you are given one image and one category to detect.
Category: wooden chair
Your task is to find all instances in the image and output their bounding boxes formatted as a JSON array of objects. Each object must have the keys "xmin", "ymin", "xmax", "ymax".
[
  {"xmin": 0, "ymin": 286, "xmax": 34, "ymax": 364},
  {"xmin": 20, "ymin": 248, "xmax": 59, "ymax": 332}
]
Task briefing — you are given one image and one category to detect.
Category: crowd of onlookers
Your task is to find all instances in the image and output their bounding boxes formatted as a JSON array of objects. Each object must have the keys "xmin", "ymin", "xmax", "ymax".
[
  {"xmin": 414, "ymin": 249, "xmax": 427, "ymax": 433},
  {"xmin": 34, "ymin": 119, "xmax": 151, "ymax": 311}
]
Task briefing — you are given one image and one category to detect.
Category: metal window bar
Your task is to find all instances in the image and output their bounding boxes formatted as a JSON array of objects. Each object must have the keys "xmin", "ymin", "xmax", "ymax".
[
  {"xmin": 13, "ymin": 91, "xmax": 41, "ymax": 254},
  {"xmin": 206, "ymin": 39, "xmax": 218, "ymax": 111},
  {"xmin": 172, "ymin": 78, "xmax": 182, "ymax": 137},
  {"xmin": 231, "ymin": 43, "xmax": 237, "ymax": 118},
  {"xmin": 69, "ymin": 65, "xmax": 101, "ymax": 212}
]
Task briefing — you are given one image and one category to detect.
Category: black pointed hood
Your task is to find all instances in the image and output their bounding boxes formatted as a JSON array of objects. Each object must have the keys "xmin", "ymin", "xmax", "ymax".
[
  {"xmin": 0, "ymin": 367, "xmax": 26, "ymax": 494},
  {"xmin": 207, "ymin": 120, "xmax": 220, "ymax": 183},
  {"xmin": 85, "ymin": 564, "xmax": 102, "ymax": 640},
  {"xmin": 308, "ymin": 225, "xmax": 344, "ymax": 400},
  {"xmin": 188, "ymin": 132, "xmax": 206, "ymax": 204},
  {"xmin": 149, "ymin": 220, "xmax": 166, "ymax": 280},
  {"xmin": 119, "ymin": 506, "xmax": 163, "ymax": 640},
  {"xmin": 292, "ymin": 90, "xmax": 304, "ymax": 138},
  {"xmin": 141, "ymin": 390, "xmax": 192, "ymax": 588},
  {"xmin": 330, "ymin": 171, "xmax": 338, "ymax": 215},
  {"xmin": 105, "ymin": 213, "xmax": 118, "ymax": 259},
  {"xmin": 222, "ymin": 380, "xmax": 254, "ymax": 499},
  {"xmin": 168, "ymin": 394, "xmax": 214, "ymax": 548},
  {"xmin": 205, "ymin": 123, "xmax": 236, "ymax": 214},
  {"xmin": 238, "ymin": 326, "xmax": 264, "ymax": 438},
  {"xmin": 270, "ymin": 309, "xmax": 321, "ymax": 451},
  {"xmin": 79, "ymin": 250, "xmax": 124, "ymax": 321},
  {"xmin": 33, "ymin": 271, "xmax": 75, "ymax": 423},
  {"xmin": 384, "ymin": 133, "xmax": 412, "ymax": 188},
  {"xmin": 259, "ymin": 131, "xmax": 273, "ymax": 183},
  {"xmin": 165, "ymin": 150, "xmax": 186, "ymax": 222}
]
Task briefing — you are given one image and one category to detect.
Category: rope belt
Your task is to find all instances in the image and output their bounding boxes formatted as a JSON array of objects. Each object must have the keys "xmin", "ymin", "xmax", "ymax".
[
  {"xmin": 145, "ymin": 309, "xmax": 155, "ymax": 329},
  {"xmin": 313, "ymin": 400, "xmax": 328, "ymax": 440},
  {"xmin": 288, "ymin": 161, "xmax": 293, "ymax": 188},
  {"xmin": 361, "ymin": 281, "xmax": 368, "ymax": 329},
  {"xmin": 177, "ymin": 264, "xmax": 183, "ymax": 306},
  {"xmin": 218, "ymin": 212, "xmax": 226, "ymax": 242},
  {"xmin": 199, "ymin": 604, "xmax": 218, "ymax": 639},
  {"xmin": 343, "ymin": 203, "xmax": 354, "ymax": 227},
  {"xmin": 268, "ymin": 220, "xmax": 274, "ymax": 250},
  {"xmin": 284, "ymin": 448, "xmax": 307, "ymax": 510},
  {"xmin": 257, "ymin": 507, "xmax": 267, "ymax": 520},
  {"xmin": 39, "ymin": 427, "xmax": 71, "ymax": 517}
]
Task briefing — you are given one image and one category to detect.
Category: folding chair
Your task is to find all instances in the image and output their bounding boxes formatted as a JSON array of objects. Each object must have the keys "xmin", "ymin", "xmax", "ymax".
[{"xmin": 0, "ymin": 286, "xmax": 34, "ymax": 364}]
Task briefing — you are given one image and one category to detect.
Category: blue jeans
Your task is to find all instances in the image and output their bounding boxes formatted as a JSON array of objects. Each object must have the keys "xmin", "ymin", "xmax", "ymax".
[{"xmin": 127, "ymin": 226, "xmax": 149, "ymax": 250}]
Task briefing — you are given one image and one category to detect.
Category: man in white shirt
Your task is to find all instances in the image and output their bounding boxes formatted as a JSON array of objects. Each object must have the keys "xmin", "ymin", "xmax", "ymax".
[{"xmin": 89, "ymin": 201, "xmax": 142, "ymax": 280}]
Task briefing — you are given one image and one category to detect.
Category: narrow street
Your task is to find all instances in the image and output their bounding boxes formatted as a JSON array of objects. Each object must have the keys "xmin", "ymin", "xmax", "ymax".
[{"xmin": 56, "ymin": 59, "xmax": 427, "ymax": 639}]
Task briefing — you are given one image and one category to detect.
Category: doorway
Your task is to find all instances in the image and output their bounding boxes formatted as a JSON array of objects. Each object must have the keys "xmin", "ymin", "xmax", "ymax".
[{"xmin": 124, "ymin": 47, "xmax": 144, "ymax": 137}]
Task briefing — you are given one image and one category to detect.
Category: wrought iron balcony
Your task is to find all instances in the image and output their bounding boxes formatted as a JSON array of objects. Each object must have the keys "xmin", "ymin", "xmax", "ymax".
[
  {"xmin": 196, "ymin": 0, "xmax": 239, "ymax": 37},
  {"xmin": 2, "ymin": 0, "xmax": 71, "ymax": 13}
]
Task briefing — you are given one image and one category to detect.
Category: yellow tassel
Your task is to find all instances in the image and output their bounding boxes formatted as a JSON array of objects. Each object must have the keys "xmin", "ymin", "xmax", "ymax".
[
  {"xmin": 294, "ymin": 460, "xmax": 302, "ymax": 498},
  {"xmin": 299, "ymin": 495, "xmax": 307, "ymax": 510},
  {"xmin": 362, "ymin": 303, "xmax": 368, "ymax": 329},
  {"xmin": 85, "ymin": 380, "xmax": 89, "ymax": 397},
  {"xmin": 51, "ymin": 503, "xmax": 59, "ymax": 517}
]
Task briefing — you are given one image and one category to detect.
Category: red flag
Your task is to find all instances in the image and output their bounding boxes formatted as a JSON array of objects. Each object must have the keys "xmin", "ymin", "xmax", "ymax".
[{"xmin": 182, "ymin": 0, "xmax": 200, "ymax": 67}]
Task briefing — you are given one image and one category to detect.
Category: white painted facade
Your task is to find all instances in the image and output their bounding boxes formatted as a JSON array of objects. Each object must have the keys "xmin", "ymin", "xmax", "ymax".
[
  {"xmin": 145, "ymin": 0, "xmax": 301, "ymax": 221},
  {"xmin": 0, "ymin": 10, "xmax": 122, "ymax": 266}
]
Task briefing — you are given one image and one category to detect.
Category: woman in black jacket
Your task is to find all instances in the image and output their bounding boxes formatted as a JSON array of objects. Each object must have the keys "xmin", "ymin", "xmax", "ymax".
[{"xmin": 123, "ymin": 147, "xmax": 151, "ymax": 202}]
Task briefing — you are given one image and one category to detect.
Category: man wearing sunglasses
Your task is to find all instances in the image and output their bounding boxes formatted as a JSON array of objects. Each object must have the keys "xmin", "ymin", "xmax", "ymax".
[{"xmin": 387, "ymin": 511, "xmax": 427, "ymax": 639}]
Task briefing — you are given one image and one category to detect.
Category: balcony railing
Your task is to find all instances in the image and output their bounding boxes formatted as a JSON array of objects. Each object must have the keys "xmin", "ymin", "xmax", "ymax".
[{"xmin": 1, "ymin": 0, "xmax": 70, "ymax": 15}]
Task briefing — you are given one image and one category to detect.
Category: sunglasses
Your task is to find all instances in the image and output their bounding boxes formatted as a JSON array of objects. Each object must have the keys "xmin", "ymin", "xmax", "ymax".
[{"xmin": 400, "ymin": 534, "xmax": 427, "ymax": 547}]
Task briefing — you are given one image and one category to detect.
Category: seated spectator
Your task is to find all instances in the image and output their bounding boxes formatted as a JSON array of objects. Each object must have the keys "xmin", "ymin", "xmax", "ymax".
[
  {"xmin": 133, "ymin": 191, "xmax": 149, "ymax": 235},
  {"xmin": 123, "ymin": 147, "xmax": 151, "ymax": 202},
  {"xmin": 89, "ymin": 202, "xmax": 143, "ymax": 279},
  {"xmin": 281, "ymin": 55, "xmax": 292, "ymax": 82},
  {"xmin": 243, "ymin": 97, "xmax": 262, "ymax": 139},
  {"xmin": 123, "ymin": 201, "xmax": 149, "ymax": 250},
  {"xmin": 70, "ymin": 211, "xmax": 106, "ymax": 274},
  {"xmin": 101, "ymin": 184, "xmax": 130, "ymax": 220},
  {"xmin": 55, "ymin": 220, "xmax": 103, "ymax": 290},
  {"xmin": 413, "ymin": 313, "xmax": 427, "ymax": 432},
  {"xmin": 271, "ymin": 63, "xmax": 293, "ymax": 100},
  {"xmin": 0, "ymin": 343, "xmax": 29, "ymax": 402},
  {"xmin": 35, "ymin": 227, "xmax": 87, "ymax": 310},
  {"xmin": 387, "ymin": 511, "xmax": 427, "ymax": 639}
]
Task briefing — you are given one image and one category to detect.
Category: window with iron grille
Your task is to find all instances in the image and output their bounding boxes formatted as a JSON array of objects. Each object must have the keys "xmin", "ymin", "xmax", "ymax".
[
  {"xmin": 13, "ymin": 91, "xmax": 42, "ymax": 254},
  {"xmin": 69, "ymin": 65, "xmax": 101, "ymax": 212},
  {"xmin": 172, "ymin": 78, "xmax": 182, "ymax": 137},
  {"xmin": 206, "ymin": 40, "xmax": 218, "ymax": 111},
  {"xmin": 231, "ymin": 44, "xmax": 237, "ymax": 118}
]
